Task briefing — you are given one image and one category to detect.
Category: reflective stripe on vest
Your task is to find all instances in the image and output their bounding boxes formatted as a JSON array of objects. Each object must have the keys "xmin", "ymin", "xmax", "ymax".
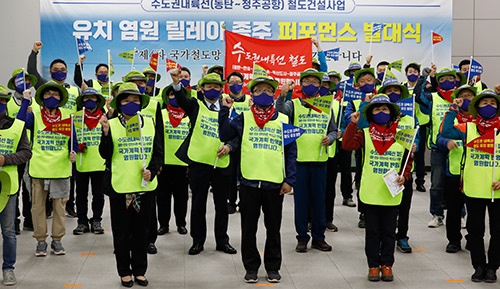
[
  {"xmin": 430, "ymin": 93, "xmax": 451, "ymax": 146},
  {"xmin": 109, "ymin": 117, "xmax": 157, "ymax": 193},
  {"xmin": 74, "ymin": 111, "xmax": 105, "ymax": 172},
  {"xmin": 293, "ymin": 99, "xmax": 329, "ymax": 162},
  {"xmin": 240, "ymin": 111, "xmax": 288, "ymax": 184},
  {"xmin": 161, "ymin": 109, "xmax": 189, "ymax": 166}
]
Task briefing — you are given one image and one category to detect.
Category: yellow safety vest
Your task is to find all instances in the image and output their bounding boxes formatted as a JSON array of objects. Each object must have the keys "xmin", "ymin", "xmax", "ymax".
[
  {"xmin": 0, "ymin": 119, "xmax": 24, "ymax": 196},
  {"xmin": 60, "ymin": 85, "xmax": 79, "ymax": 115},
  {"xmin": 430, "ymin": 93, "xmax": 452, "ymax": 146},
  {"xmin": 161, "ymin": 109, "xmax": 189, "ymax": 166},
  {"xmin": 74, "ymin": 110, "xmax": 105, "ymax": 172}
]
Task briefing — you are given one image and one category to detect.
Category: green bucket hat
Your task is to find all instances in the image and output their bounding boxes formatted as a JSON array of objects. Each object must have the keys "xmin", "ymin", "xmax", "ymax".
[
  {"xmin": 8, "ymin": 68, "xmax": 38, "ymax": 91},
  {"xmin": 343, "ymin": 62, "xmax": 362, "ymax": 77},
  {"xmin": 321, "ymin": 74, "xmax": 336, "ymax": 91},
  {"xmin": 142, "ymin": 66, "xmax": 161, "ymax": 81},
  {"xmin": 299, "ymin": 68, "xmax": 324, "ymax": 83},
  {"xmin": 35, "ymin": 81, "xmax": 69, "ymax": 107},
  {"xmin": 0, "ymin": 86, "xmax": 12, "ymax": 102},
  {"xmin": 76, "ymin": 88, "xmax": 106, "ymax": 110},
  {"xmin": 123, "ymin": 70, "xmax": 147, "ymax": 83},
  {"xmin": 110, "ymin": 82, "xmax": 150, "ymax": 109},
  {"xmin": 247, "ymin": 76, "xmax": 279, "ymax": 93},
  {"xmin": 161, "ymin": 84, "xmax": 189, "ymax": 105},
  {"xmin": 468, "ymin": 89, "xmax": 500, "ymax": 117},
  {"xmin": 456, "ymin": 72, "xmax": 468, "ymax": 86},
  {"xmin": 111, "ymin": 82, "xmax": 123, "ymax": 96},
  {"xmin": 198, "ymin": 73, "xmax": 226, "ymax": 87},
  {"xmin": 354, "ymin": 68, "xmax": 375, "ymax": 86},
  {"xmin": 362, "ymin": 94, "xmax": 401, "ymax": 120},
  {"xmin": 327, "ymin": 70, "xmax": 342, "ymax": 81},
  {"xmin": 378, "ymin": 78, "xmax": 410, "ymax": 100},
  {"xmin": 451, "ymin": 84, "xmax": 477, "ymax": 100},
  {"xmin": 207, "ymin": 65, "xmax": 224, "ymax": 75},
  {"xmin": 436, "ymin": 68, "xmax": 457, "ymax": 81}
]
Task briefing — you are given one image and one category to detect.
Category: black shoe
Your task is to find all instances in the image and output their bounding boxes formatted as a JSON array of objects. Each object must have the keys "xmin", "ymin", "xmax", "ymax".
[
  {"xmin": 267, "ymin": 271, "xmax": 281, "ymax": 283},
  {"xmin": 147, "ymin": 243, "xmax": 157, "ymax": 254},
  {"xmin": 471, "ymin": 267, "xmax": 486, "ymax": 282},
  {"xmin": 227, "ymin": 203, "xmax": 236, "ymax": 214},
  {"xmin": 90, "ymin": 220, "xmax": 104, "ymax": 234},
  {"xmin": 358, "ymin": 214, "xmax": 366, "ymax": 229},
  {"xmin": 485, "ymin": 268, "xmax": 497, "ymax": 283},
  {"xmin": 73, "ymin": 224, "xmax": 90, "ymax": 235},
  {"xmin": 445, "ymin": 242, "xmax": 461, "ymax": 253},
  {"xmin": 216, "ymin": 243, "xmax": 237, "ymax": 254},
  {"xmin": 326, "ymin": 222, "xmax": 338, "ymax": 232},
  {"xmin": 311, "ymin": 240, "xmax": 332, "ymax": 251},
  {"xmin": 416, "ymin": 184, "xmax": 426, "ymax": 192},
  {"xmin": 65, "ymin": 207, "xmax": 77, "ymax": 218},
  {"xmin": 177, "ymin": 226, "xmax": 188, "ymax": 235},
  {"xmin": 134, "ymin": 277, "xmax": 149, "ymax": 286},
  {"xmin": 15, "ymin": 220, "xmax": 20, "ymax": 235},
  {"xmin": 23, "ymin": 220, "xmax": 34, "ymax": 231},
  {"xmin": 295, "ymin": 240, "xmax": 308, "ymax": 253},
  {"xmin": 157, "ymin": 226, "xmax": 169, "ymax": 235},
  {"xmin": 121, "ymin": 277, "xmax": 133, "ymax": 288},
  {"xmin": 342, "ymin": 198, "xmax": 356, "ymax": 207},
  {"xmin": 188, "ymin": 244, "xmax": 204, "ymax": 255},
  {"xmin": 244, "ymin": 271, "xmax": 258, "ymax": 283}
]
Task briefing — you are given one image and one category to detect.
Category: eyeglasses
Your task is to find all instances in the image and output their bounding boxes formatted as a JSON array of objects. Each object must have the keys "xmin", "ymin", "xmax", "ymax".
[
  {"xmin": 253, "ymin": 89, "xmax": 274, "ymax": 95},
  {"xmin": 301, "ymin": 79, "xmax": 320, "ymax": 85}
]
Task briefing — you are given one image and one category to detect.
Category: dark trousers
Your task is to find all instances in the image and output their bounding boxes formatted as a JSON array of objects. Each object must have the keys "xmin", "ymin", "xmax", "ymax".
[
  {"xmin": 325, "ymin": 155, "xmax": 338, "ymax": 223},
  {"xmin": 109, "ymin": 193, "xmax": 153, "ymax": 277},
  {"xmin": 337, "ymin": 145, "xmax": 354, "ymax": 199},
  {"xmin": 188, "ymin": 163, "xmax": 230, "ymax": 246},
  {"xmin": 228, "ymin": 152, "xmax": 240, "ymax": 206},
  {"xmin": 239, "ymin": 185, "xmax": 283, "ymax": 272},
  {"xmin": 15, "ymin": 163, "xmax": 31, "ymax": 226},
  {"xmin": 294, "ymin": 164, "xmax": 327, "ymax": 242},
  {"xmin": 67, "ymin": 164, "xmax": 77, "ymax": 210},
  {"xmin": 354, "ymin": 148, "xmax": 362, "ymax": 189},
  {"xmin": 148, "ymin": 190, "xmax": 158, "ymax": 244},
  {"xmin": 396, "ymin": 177, "xmax": 414, "ymax": 240},
  {"xmin": 157, "ymin": 165, "xmax": 189, "ymax": 228},
  {"xmin": 465, "ymin": 197, "xmax": 500, "ymax": 270},
  {"xmin": 75, "ymin": 170, "xmax": 105, "ymax": 225},
  {"xmin": 365, "ymin": 204, "xmax": 398, "ymax": 268},
  {"xmin": 445, "ymin": 176, "xmax": 466, "ymax": 244},
  {"xmin": 414, "ymin": 124, "xmax": 428, "ymax": 186}
]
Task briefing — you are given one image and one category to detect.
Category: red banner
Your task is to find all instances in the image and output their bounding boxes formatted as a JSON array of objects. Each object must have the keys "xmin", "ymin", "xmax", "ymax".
[
  {"xmin": 465, "ymin": 130, "xmax": 495, "ymax": 155},
  {"xmin": 149, "ymin": 52, "xmax": 159, "ymax": 71},
  {"xmin": 432, "ymin": 32, "xmax": 443, "ymax": 45},
  {"xmin": 166, "ymin": 58, "xmax": 182, "ymax": 72},
  {"xmin": 44, "ymin": 117, "xmax": 72, "ymax": 137},
  {"xmin": 224, "ymin": 31, "xmax": 312, "ymax": 90}
]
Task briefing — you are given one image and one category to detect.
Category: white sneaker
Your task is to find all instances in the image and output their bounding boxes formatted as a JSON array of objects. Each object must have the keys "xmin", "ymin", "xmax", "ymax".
[
  {"xmin": 461, "ymin": 217, "xmax": 466, "ymax": 229},
  {"xmin": 428, "ymin": 215, "xmax": 443, "ymax": 228}
]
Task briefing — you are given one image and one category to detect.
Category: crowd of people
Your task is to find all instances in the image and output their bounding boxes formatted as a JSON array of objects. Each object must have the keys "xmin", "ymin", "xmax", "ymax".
[{"xmin": 0, "ymin": 39, "xmax": 499, "ymax": 287}]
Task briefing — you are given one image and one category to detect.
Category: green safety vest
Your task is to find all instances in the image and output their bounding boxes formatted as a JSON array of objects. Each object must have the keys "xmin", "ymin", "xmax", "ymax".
[
  {"xmin": 359, "ymin": 129, "xmax": 405, "ymax": 206},
  {"xmin": 7, "ymin": 98, "xmax": 40, "ymax": 119},
  {"xmin": 474, "ymin": 81, "xmax": 484, "ymax": 94},
  {"xmin": 91, "ymin": 80, "xmax": 111, "ymax": 98},
  {"xmin": 240, "ymin": 111, "xmax": 288, "ymax": 184},
  {"xmin": 161, "ymin": 109, "xmax": 189, "ymax": 166},
  {"xmin": 462, "ymin": 122, "xmax": 500, "ymax": 199},
  {"xmin": 430, "ymin": 92, "xmax": 451, "ymax": 146},
  {"xmin": 403, "ymin": 83, "xmax": 430, "ymax": 125},
  {"xmin": 187, "ymin": 100, "xmax": 229, "ymax": 168},
  {"xmin": 74, "ymin": 110, "xmax": 105, "ymax": 172},
  {"xmin": 446, "ymin": 118, "xmax": 461, "ymax": 176},
  {"xmin": 398, "ymin": 114, "xmax": 415, "ymax": 130},
  {"xmin": 141, "ymin": 97, "xmax": 158, "ymax": 120},
  {"xmin": 0, "ymin": 119, "xmax": 24, "ymax": 197},
  {"xmin": 60, "ymin": 85, "xmax": 79, "ymax": 115},
  {"xmin": 328, "ymin": 100, "xmax": 340, "ymax": 158},
  {"xmin": 29, "ymin": 109, "xmax": 72, "ymax": 179},
  {"xmin": 292, "ymin": 98, "xmax": 330, "ymax": 162},
  {"xmin": 109, "ymin": 117, "xmax": 157, "ymax": 193}
]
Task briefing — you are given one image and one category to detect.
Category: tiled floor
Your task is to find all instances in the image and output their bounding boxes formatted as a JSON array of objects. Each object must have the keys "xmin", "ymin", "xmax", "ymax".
[{"xmin": 6, "ymin": 174, "xmax": 496, "ymax": 288}]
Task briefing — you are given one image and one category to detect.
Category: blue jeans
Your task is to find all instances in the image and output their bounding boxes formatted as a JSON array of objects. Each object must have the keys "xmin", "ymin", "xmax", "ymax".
[
  {"xmin": 430, "ymin": 149, "xmax": 446, "ymax": 217},
  {"xmin": 0, "ymin": 195, "xmax": 17, "ymax": 270}
]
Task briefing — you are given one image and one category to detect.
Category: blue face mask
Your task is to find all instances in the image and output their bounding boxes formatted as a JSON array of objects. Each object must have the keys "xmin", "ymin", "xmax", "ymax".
[
  {"xmin": 204, "ymin": 89, "xmax": 221, "ymax": 100},
  {"xmin": 146, "ymin": 78, "xmax": 155, "ymax": 87},
  {"xmin": 372, "ymin": 111, "xmax": 391, "ymax": 125},
  {"xmin": 97, "ymin": 73, "xmax": 108, "ymax": 83},
  {"xmin": 359, "ymin": 83, "xmax": 375, "ymax": 93},
  {"xmin": 461, "ymin": 98, "xmax": 471, "ymax": 111},
  {"xmin": 319, "ymin": 86, "xmax": 331, "ymax": 96},
  {"xmin": 252, "ymin": 92, "xmax": 274, "ymax": 108},
  {"xmin": 0, "ymin": 103, "xmax": 6, "ymax": 114},
  {"xmin": 137, "ymin": 85, "xmax": 146, "ymax": 94},
  {"xmin": 439, "ymin": 80, "xmax": 455, "ymax": 90},
  {"xmin": 377, "ymin": 72, "xmax": 385, "ymax": 81},
  {"xmin": 180, "ymin": 78, "xmax": 190, "ymax": 87},
  {"xmin": 43, "ymin": 96, "xmax": 60, "ymax": 109},
  {"xmin": 455, "ymin": 80, "xmax": 462, "ymax": 87},
  {"xmin": 387, "ymin": 92, "xmax": 401, "ymax": 103},
  {"xmin": 51, "ymin": 70, "xmax": 67, "ymax": 82},
  {"xmin": 83, "ymin": 99, "xmax": 97, "ymax": 109},
  {"xmin": 168, "ymin": 97, "xmax": 179, "ymax": 107},
  {"xmin": 407, "ymin": 74, "xmax": 418, "ymax": 82},
  {"xmin": 15, "ymin": 82, "xmax": 30, "ymax": 94},
  {"xmin": 120, "ymin": 102, "xmax": 141, "ymax": 116},
  {"xmin": 478, "ymin": 105, "xmax": 497, "ymax": 119},
  {"xmin": 229, "ymin": 84, "xmax": 243, "ymax": 95},
  {"xmin": 302, "ymin": 84, "xmax": 320, "ymax": 97}
]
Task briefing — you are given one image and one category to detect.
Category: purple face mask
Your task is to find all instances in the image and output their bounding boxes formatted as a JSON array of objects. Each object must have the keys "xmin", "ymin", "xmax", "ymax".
[
  {"xmin": 51, "ymin": 70, "xmax": 67, "ymax": 81},
  {"xmin": 302, "ymin": 84, "xmax": 320, "ymax": 97},
  {"xmin": 407, "ymin": 74, "xmax": 418, "ymax": 82},
  {"xmin": 461, "ymin": 98, "xmax": 471, "ymax": 111},
  {"xmin": 43, "ymin": 96, "xmax": 60, "ymax": 109},
  {"xmin": 439, "ymin": 80, "xmax": 455, "ymax": 91},
  {"xmin": 319, "ymin": 86, "xmax": 331, "ymax": 96},
  {"xmin": 478, "ymin": 105, "xmax": 497, "ymax": 119},
  {"xmin": 83, "ymin": 99, "xmax": 97, "ymax": 109},
  {"xmin": 359, "ymin": 83, "xmax": 375, "ymax": 93},
  {"xmin": 252, "ymin": 92, "xmax": 274, "ymax": 108},
  {"xmin": 229, "ymin": 84, "xmax": 243, "ymax": 94},
  {"xmin": 372, "ymin": 111, "xmax": 391, "ymax": 125},
  {"xmin": 120, "ymin": 102, "xmax": 141, "ymax": 116},
  {"xmin": 180, "ymin": 78, "xmax": 190, "ymax": 87},
  {"xmin": 387, "ymin": 92, "xmax": 401, "ymax": 103},
  {"xmin": 204, "ymin": 88, "xmax": 221, "ymax": 100}
]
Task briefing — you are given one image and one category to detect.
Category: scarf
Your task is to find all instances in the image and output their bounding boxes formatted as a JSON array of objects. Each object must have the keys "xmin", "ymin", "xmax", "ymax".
[
  {"xmin": 474, "ymin": 117, "xmax": 500, "ymax": 136},
  {"xmin": 368, "ymin": 121, "xmax": 398, "ymax": 155},
  {"xmin": 41, "ymin": 108, "xmax": 62, "ymax": 127},
  {"xmin": 251, "ymin": 104, "xmax": 275, "ymax": 129},
  {"xmin": 437, "ymin": 87, "xmax": 455, "ymax": 103},
  {"xmin": 84, "ymin": 109, "xmax": 103, "ymax": 130},
  {"xmin": 167, "ymin": 104, "xmax": 186, "ymax": 128},
  {"xmin": 456, "ymin": 111, "xmax": 475, "ymax": 124}
]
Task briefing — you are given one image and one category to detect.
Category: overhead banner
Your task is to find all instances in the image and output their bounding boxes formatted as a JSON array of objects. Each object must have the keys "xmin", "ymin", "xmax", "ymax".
[{"xmin": 40, "ymin": 0, "xmax": 452, "ymax": 88}]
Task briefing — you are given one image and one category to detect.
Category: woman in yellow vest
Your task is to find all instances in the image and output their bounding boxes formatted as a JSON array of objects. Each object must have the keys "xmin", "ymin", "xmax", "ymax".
[
  {"xmin": 98, "ymin": 82, "xmax": 163, "ymax": 287},
  {"xmin": 342, "ymin": 94, "xmax": 413, "ymax": 282},
  {"xmin": 440, "ymin": 89, "xmax": 500, "ymax": 283},
  {"xmin": 218, "ymin": 74, "xmax": 296, "ymax": 283}
]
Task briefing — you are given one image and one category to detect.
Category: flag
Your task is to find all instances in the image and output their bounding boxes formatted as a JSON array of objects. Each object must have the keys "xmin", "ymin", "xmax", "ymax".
[
  {"xmin": 72, "ymin": 110, "xmax": 84, "ymax": 128},
  {"xmin": 14, "ymin": 71, "xmax": 26, "ymax": 92},
  {"xmin": 465, "ymin": 130, "xmax": 496, "ymax": 154},
  {"xmin": 119, "ymin": 49, "xmax": 136, "ymax": 63},
  {"xmin": 166, "ymin": 58, "xmax": 182, "ymax": 71},
  {"xmin": 77, "ymin": 38, "xmax": 92, "ymax": 55},
  {"xmin": 149, "ymin": 52, "xmax": 159, "ymax": 71},
  {"xmin": 324, "ymin": 47, "xmax": 340, "ymax": 61},
  {"xmin": 126, "ymin": 114, "xmax": 141, "ymax": 137},
  {"xmin": 44, "ymin": 117, "xmax": 72, "ymax": 137},
  {"xmin": 303, "ymin": 95, "xmax": 332, "ymax": 114},
  {"xmin": 395, "ymin": 128, "xmax": 418, "ymax": 150},
  {"xmin": 282, "ymin": 123, "xmax": 305, "ymax": 146},
  {"xmin": 388, "ymin": 59, "xmax": 403, "ymax": 72},
  {"xmin": 468, "ymin": 59, "xmax": 483, "ymax": 77},
  {"xmin": 432, "ymin": 32, "xmax": 443, "ymax": 45},
  {"xmin": 371, "ymin": 23, "xmax": 385, "ymax": 35},
  {"xmin": 396, "ymin": 97, "xmax": 413, "ymax": 117},
  {"xmin": 229, "ymin": 109, "xmax": 239, "ymax": 120},
  {"xmin": 453, "ymin": 64, "xmax": 460, "ymax": 72},
  {"xmin": 342, "ymin": 85, "xmax": 366, "ymax": 102}
]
